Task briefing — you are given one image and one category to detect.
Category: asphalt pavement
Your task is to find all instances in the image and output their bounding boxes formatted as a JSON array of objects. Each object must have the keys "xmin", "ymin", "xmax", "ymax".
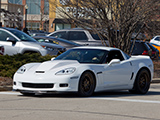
[{"xmin": 0, "ymin": 83, "xmax": 160, "ymax": 120}]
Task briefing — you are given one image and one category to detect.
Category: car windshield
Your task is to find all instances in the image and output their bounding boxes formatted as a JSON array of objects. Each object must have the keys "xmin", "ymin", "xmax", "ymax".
[
  {"xmin": 55, "ymin": 49, "xmax": 108, "ymax": 64},
  {"xmin": 9, "ymin": 29, "xmax": 37, "ymax": 42}
]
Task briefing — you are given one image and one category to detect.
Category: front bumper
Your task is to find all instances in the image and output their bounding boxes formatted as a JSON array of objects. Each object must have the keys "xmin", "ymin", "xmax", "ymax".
[{"xmin": 13, "ymin": 74, "xmax": 79, "ymax": 93}]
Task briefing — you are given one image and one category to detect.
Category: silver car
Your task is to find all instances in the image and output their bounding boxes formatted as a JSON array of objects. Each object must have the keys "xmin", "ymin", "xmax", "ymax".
[
  {"xmin": 0, "ymin": 28, "xmax": 65, "ymax": 56},
  {"xmin": 47, "ymin": 28, "xmax": 108, "ymax": 46}
]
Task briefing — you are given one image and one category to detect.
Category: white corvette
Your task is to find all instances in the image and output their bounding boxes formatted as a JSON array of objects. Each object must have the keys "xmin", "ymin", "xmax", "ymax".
[{"xmin": 13, "ymin": 46, "xmax": 153, "ymax": 96}]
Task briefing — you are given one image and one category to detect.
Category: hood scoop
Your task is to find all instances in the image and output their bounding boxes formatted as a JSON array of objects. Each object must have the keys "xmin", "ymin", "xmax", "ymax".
[{"xmin": 35, "ymin": 60, "xmax": 79, "ymax": 72}]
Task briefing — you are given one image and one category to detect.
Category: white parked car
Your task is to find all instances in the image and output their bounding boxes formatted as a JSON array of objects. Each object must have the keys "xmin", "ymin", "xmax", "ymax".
[
  {"xmin": 13, "ymin": 46, "xmax": 153, "ymax": 97},
  {"xmin": 48, "ymin": 28, "xmax": 108, "ymax": 46},
  {"xmin": 0, "ymin": 27, "xmax": 65, "ymax": 56}
]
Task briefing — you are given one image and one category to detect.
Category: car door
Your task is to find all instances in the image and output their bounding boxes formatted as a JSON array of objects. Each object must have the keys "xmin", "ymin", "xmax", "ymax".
[
  {"xmin": 68, "ymin": 31, "xmax": 89, "ymax": 45},
  {"xmin": 102, "ymin": 50, "xmax": 133, "ymax": 88},
  {"xmin": 0, "ymin": 30, "xmax": 20, "ymax": 55}
]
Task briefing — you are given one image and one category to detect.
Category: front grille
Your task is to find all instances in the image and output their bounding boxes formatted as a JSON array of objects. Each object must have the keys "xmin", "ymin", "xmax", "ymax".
[{"xmin": 22, "ymin": 83, "xmax": 54, "ymax": 88}]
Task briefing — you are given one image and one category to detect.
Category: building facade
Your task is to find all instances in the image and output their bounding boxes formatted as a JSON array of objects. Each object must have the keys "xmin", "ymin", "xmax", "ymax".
[
  {"xmin": 49, "ymin": 0, "xmax": 73, "ymax": 32},
  {"xmin": 1, "ymin": 0, "xmax": 49, "ymax": 31},
  {"xmin": 23, "ymin": 0, "xmax": 49, "ymax": 31},
  {"xmin": 1, "ymin": 0, "xmax": 24, "ymax": 29}
]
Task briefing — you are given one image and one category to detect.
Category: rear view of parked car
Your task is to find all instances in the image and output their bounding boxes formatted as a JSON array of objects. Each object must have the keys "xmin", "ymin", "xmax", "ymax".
[
  {"xmin": 0, "ymin": 27, "xmax": 65, "ymax": 56},
  {"xmin": 130, "ymin": 40, "xmax": 152, "ymax": 57}
]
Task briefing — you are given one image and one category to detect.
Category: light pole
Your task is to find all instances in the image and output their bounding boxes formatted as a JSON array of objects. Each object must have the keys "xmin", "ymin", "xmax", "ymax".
[
  {"xmin": 24, "ymin": 4, "xmax": 28, "ymax": 28},
  {"xmin": 17, "ymin": 8, "xmax": 21, "ymax": 29}
]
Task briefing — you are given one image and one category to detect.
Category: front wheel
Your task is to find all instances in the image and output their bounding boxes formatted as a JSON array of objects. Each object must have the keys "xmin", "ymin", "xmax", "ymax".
[
  {"xmin": 129, "ymin": 69, "xmax": 151, "ymax": 94},
  {"xmin": 78, "ymin": 72, "xmax": 96, "ymax": 97}
]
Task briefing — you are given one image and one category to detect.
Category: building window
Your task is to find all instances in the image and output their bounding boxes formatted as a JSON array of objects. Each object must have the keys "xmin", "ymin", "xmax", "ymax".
[
  {"xmin": 64, "ymin": 24, "xmax": 71, "ymax": 29},
  {"xmin": 26, "ymin": 0, "xmax": 41, "ymax": 14},
  {"xmin": 8, "ymin": 0, "xmax": 22, "ymax": 4},
  {"xmin": 27, "ymin": 22, "xmax": 40, "ymax": 30},
  {"xmin": 55, "ymin": 24, "xmax": 71, "ymax": 31},
  {"xmin": 44, "ymin": 0, "xmax": 49, "ymax": 15}
]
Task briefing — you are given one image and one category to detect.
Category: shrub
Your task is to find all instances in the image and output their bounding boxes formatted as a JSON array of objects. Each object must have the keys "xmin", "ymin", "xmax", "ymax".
[{"xmin": 0, "ymin": 53, "xmax": 55, "ymax": 78}]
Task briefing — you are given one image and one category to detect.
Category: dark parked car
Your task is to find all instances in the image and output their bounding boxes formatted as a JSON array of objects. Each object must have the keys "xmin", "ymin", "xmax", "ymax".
[
  {"xmin": 28, "ymin": 30, "xmax": 50, "ymax": 36},
  {"xmin": 146, "ymin": 42, "xmax": 159, "ymax": 59},
  {"xmin": 130, "ymin": 40, "xmax": 152, "ymax": 57},
  {"xmin": 33, "ymin": 36, "xmax": 81, "ymax": 50}
]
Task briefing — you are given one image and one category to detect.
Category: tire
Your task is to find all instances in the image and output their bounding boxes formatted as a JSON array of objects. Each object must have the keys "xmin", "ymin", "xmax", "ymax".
[
  {"xmin": 129, "ymin": 69, "xmax": 151, "ymax": 94},
  {"xmin": 78, "ymin": 72, "xmax": 96, "ymax": 97},
  {"xmin": 20, "ymin": 91, "xmax": 35, "ymax": 96}
]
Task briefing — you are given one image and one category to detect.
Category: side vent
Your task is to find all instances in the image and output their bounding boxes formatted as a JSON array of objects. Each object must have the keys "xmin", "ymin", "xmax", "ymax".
[{"xmin": 130, "ymin": 72, "xmax": 134, "ymax": 80}]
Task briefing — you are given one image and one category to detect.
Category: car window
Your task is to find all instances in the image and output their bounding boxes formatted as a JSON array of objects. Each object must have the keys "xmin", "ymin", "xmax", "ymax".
[
  {"xmin": 123, "ymin": 52, "xmax": 130, "ymax": 59},
  {"xmin": 0, "ymin": 30, "xmax": 13, "ymax": 41},
  {"xmin": 90, "ymin": 34, "xmax": 101, "ymax": 40},
  {"xmin": 155, "ymin": 37, "xmax": 160, "ymax": 41},
  {"xmin": 68, "ymin": 31, "xmax": 88, "ymax": 40},
  {"xmin": 8, "ymin": 29, "xmax": 37, "ymax": 42},
  {"xmin": 50, "ymin": 31, "xmax": 67, "ymax": 39},
  {"xmin": 106, "ymin": 50, "xmax": 124, "ymax": 63},
  {"xmin": 55, "ymin": 49, "xmax": 107, "ymax": 64}
]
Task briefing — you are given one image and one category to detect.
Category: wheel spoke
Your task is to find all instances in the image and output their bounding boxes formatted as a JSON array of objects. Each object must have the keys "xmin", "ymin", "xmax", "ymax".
[
  {"xmin": 82, "ymin": 76, "xmax": 91, "ymax": 92},
  {"xmin": 139, "ymin": 73, "xmax": 147, "ymax": 89}
]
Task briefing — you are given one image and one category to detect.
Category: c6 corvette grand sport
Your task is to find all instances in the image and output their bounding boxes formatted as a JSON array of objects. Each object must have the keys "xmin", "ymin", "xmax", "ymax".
[{"xmin": 13, "ymin": 46, "xmax": 153, "ymax": 96}]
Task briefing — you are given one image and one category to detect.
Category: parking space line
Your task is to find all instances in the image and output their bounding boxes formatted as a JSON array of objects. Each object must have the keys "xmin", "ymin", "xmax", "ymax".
[{"xmin": 89, "ymin": 97, "xmax": 160, "ymax": 104}]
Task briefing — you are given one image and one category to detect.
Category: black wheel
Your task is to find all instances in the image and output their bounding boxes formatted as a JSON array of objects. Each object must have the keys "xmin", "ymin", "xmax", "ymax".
[
  {"xmin": 129, "ymin": 69, "xmax": 151, "ymax": 94},
  {"xmin": 20, "ymin": 91, "xmax": 35, "ymax": 96},
  {"xmin": 78, "ymin": 72, "xmax": 96, "ymax": 97}
]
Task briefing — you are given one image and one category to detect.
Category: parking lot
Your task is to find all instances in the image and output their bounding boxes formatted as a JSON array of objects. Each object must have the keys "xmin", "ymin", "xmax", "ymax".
[{"xmin": 0, "ymin": 83, "xmax": 160, "ymax": 120}]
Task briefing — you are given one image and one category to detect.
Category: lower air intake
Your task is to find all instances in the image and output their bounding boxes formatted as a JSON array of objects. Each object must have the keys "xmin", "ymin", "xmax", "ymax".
[{"xmin": 22, "ymin": 83, "xmax": 54, "ymax": 88}]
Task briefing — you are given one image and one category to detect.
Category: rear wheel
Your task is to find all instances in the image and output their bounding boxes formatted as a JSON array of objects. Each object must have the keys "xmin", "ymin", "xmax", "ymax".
[
  {"xmin": 129, "ymin": 69, "xmax": 150, "ymax": 94},
  {"xmin": 78, "ymin": 72, "xmax": 96, "ymax": 97}
]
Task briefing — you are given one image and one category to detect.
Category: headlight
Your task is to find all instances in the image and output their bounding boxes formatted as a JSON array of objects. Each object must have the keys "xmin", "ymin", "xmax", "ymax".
[
  {"xmin": 17, "ymin": 66, "xmax": 26, "ymax": 74},
  {"xmin": 41, "ymin": 45, "xmax": 54, "ymax": 51},
  {"xmin": 55, "ymin": 67, "xmax": 76, "ymax": 75}
]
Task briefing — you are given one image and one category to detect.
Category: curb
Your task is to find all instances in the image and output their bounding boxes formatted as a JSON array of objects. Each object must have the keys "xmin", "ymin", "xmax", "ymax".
[
  {"xmin": 0, "ymin": 86, "xmax": 12, "ymax": 91},
  {"xmin": 152, "ymin": 78, "xmax": 160, "ymax": 84}
]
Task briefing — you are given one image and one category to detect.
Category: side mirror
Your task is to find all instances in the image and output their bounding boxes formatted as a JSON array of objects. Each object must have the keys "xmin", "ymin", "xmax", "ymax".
[
  {"xmin": 6, "ymin": 37, "xmax": 16, "ymax": 44},
  {"xmin": 108, "ymin": 59, "xmax": 120, "ymax": 66},
  {"xmin": 51, "ymin": 57, "xmax": 55, "ymax": 61}
]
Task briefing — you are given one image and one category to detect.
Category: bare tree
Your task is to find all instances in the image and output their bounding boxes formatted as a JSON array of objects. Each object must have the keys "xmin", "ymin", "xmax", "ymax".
[{"xmin": 50, "ymin": 0, "xmax": 160, "ymax": 54}]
